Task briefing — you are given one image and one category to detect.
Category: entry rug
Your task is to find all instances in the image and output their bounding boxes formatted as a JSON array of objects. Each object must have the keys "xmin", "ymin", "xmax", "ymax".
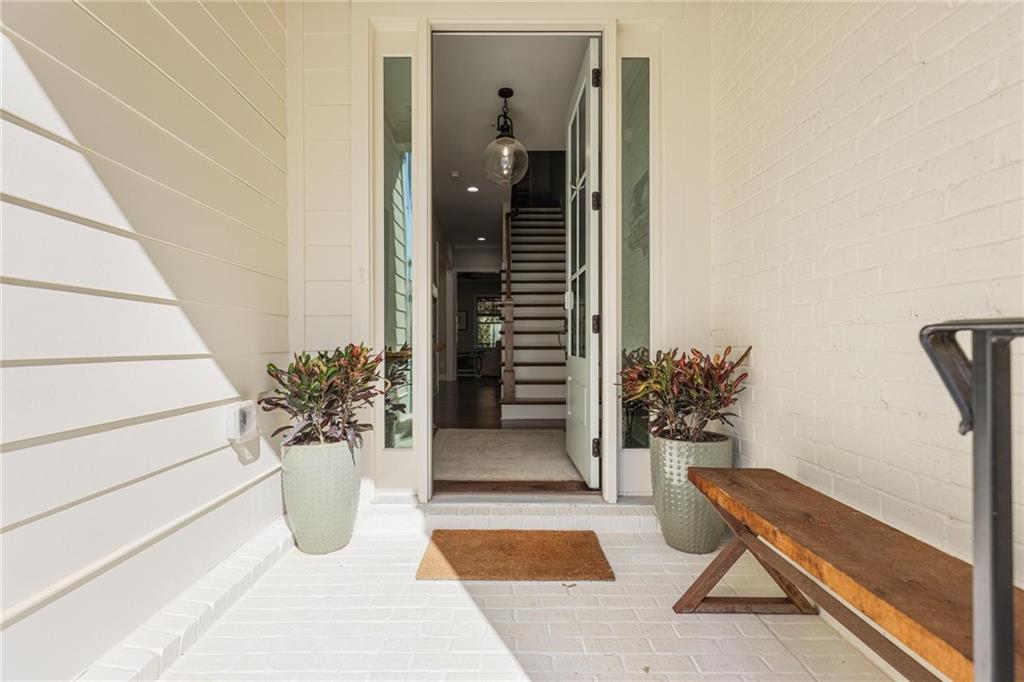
[
  {"xmin": 432, "ymin": 428, "xmax": 583, "ymax": 482},
  {"xmin": 415, "ymin": 529, "xmax": 615, "ymax": 581}
]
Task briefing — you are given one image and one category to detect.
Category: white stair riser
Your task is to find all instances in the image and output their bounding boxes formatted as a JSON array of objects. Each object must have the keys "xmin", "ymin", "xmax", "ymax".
[
  {"xmin": 514, "ymin": 305, "xmax": 566, "ymax": 317},
  {"xmin": 514, "ymin": 365, "xmax": 566, "ymax": 381},
  {"xmin": 511, "ymin": 282, "xmax": 565, "ymax": 293},
  {"xmin": 514, "ymin": 319, "xmax": 565, "ymax": 332},
  {"xmin": 512, "ymin": 230, "xmax": 566, "ymax": 238},
  {"xmin": 507, "ymin": 271, "xmax": 566, "ymax": 281},
  {"xmin": 512, "ymin": 225, "xmax": 569, "ymax": 233},
  {"xmin": 513, "ymin": 293, "xmax": 564, "ymax": 305},
  {"xmin": 512, "ymin": 244, "xmax": 565, "ymax": 253},
  {"xmin": 512, "ymin": 253, "xmax": 565, "ymax": 262},
  {"xmin": 513, "ymin": 334, "xmax": 562, "ymax": 347},
  {"xmin": 502, "ymin": 403, "xmax": 566, "ymax": 421},
  {"xmin": 516, "ymin": 384, "xmax": 567, "ymax": 400},
  {"xmin": 514, "ymin": 348, "xmax": 565, "ymax": 363},
  {"xmin": 503, "ymin": 266, "xmax": 569, "ymax": 274},
  {"xmin": 511, "ymin": 230, "xmax": 565, "ymax": 237},
  {"xmin": 512, "ymin": 238, "xmax": 566, "ymax": 247}
]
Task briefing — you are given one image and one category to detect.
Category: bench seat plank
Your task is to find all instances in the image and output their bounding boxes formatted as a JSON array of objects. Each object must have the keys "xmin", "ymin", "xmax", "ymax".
[{"xmin": 688, "ymin": 467, "xmax": 1024, "ymax": 680}]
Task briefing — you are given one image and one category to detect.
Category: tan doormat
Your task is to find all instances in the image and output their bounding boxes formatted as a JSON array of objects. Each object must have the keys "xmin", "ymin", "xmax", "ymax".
[{"xmin": 415, "ymin": 529, "xmax": 615, "ymax": 581}]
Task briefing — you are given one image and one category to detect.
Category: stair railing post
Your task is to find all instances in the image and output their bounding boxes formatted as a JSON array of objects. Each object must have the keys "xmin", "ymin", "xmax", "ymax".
[
  {"xmin": 501, "ymin": 210, "xmax": 516, "ymax": 402},
  {"xmin": 971, "ymin": 329, "xmax": 1014, "ymax": 681},
  {"xmin": 920, "ymin": 318, "xmax": 1023, "ymax": 681}
]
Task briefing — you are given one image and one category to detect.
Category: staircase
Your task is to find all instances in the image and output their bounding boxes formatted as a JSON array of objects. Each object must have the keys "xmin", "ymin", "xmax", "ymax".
[{"xmin": 500, "ymin": 206, "xmax": 568, "ymax": 423}]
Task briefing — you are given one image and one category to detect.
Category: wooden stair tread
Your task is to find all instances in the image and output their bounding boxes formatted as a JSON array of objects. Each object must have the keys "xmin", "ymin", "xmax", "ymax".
[
  {"xmin": 510, "ymin": 279, "xmax": 565, "ymax": 284},
  {"xmin": 511, "ymin": 345, "xmax": 563, "ymax": 350},
  {"xmin": 513, "ymin": 361, "xmax": 564, "ymax": 366},
  {"xmin": 688, "ymin": 467, "xmax": 1024, "ymax": 680},
  {"xmin": 503, "ymin": 330, "xmax": 559, "ymax": 335},
  {"xmin": 513, "ymin": 303, "xmax": 563, "ymax": 307},
  {"xmin": 514, "ymin": 316, "xmax": 565, "ymax": 320}
]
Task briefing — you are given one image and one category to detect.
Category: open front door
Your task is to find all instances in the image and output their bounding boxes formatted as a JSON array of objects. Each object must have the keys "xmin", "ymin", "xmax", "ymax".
[{"xmin": 565, "ymin": 37, "xmax": 601, "ymax": 489}]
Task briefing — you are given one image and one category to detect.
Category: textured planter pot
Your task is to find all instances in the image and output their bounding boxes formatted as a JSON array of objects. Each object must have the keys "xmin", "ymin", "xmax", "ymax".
[
  {"xmin": 650, "ymin": 435, "xmax": 732, "ymax": 553},
  {"xmin": 282, "ymin": 442, "xmax": 361, "ymax": 554}
]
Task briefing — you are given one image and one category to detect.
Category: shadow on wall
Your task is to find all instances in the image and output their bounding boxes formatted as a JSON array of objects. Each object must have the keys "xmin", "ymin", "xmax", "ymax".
[{"xmin": 1, "ymin": 3, "xmax": 291, "ymax": 678}]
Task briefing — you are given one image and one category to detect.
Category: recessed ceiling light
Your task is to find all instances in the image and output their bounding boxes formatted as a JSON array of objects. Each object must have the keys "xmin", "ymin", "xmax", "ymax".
[
  {"xmin": 466, "ymin": 186, "xmax": 479, "ymax": 193},
  {"xmin": 477, "ymin": 237, "xmax": 486, "ymax": 241}
]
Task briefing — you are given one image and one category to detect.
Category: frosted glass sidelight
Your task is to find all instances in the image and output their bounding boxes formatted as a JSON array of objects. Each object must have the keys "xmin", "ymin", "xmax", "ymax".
[
  {"xmin": 383, "ymin": 57, "xmax": 413, "ymax": 449},
  {"xmin": 621, "ymin": 58, "xmax": 651, "ymax": 449}
]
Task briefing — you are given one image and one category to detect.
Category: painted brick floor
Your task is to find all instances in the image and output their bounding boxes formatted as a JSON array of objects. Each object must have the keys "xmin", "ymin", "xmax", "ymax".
[{"xmin": 163, "ymin": 529, "xmax": 889, "ymax": 681}]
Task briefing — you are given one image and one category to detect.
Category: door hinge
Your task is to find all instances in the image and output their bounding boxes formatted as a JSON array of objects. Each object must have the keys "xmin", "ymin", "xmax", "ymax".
[
  {"xmin": 592, "ymin": 314, "xmax": 601, "ymax": 334},
  {"xmin": 591, "ymin": 68, "xmax": 602, "ymax": 88},
  {"xmin": 591, "ymin": 191, "xmax": 601, "ymax": 211},
  {"xmin": 592, "ymin": 437, "xmax": 601, "ymax": 458}
]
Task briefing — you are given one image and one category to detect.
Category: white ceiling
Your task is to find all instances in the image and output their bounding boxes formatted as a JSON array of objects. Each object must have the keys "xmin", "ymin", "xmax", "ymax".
[{"xmin": 432, "ymin": 34, "xmax": 590, "ymax": 245}]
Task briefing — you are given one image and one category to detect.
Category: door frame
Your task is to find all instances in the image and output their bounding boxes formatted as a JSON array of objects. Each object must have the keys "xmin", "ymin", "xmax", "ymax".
[{"xmin": 354, "ymin": 6, "xmax": 674, "ymax": 505}]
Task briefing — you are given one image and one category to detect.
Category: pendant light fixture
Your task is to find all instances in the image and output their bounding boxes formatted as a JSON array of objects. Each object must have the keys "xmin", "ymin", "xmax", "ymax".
[{"xmin": 483, "ymin": 87, "xmax": 529, "ymax": 186}]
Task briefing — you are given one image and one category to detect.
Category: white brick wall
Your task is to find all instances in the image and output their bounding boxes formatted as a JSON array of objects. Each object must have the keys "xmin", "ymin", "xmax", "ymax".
[{"xmin": 710, "ymin": 2, "xmax": 1023, "ymax": 570}]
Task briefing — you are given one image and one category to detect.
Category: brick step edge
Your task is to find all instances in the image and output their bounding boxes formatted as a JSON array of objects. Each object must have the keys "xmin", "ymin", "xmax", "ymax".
[{"xmin": 79, "ymin": 518, "xmax": 294, "ymax": 681}]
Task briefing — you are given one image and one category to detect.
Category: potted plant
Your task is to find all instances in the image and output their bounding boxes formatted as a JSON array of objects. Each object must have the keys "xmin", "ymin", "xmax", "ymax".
[
  {"xmin": 259, "ymin": 345, "xmax": 385, "ymax": 554},
  {"xmin": 620, "ymin": 346, "xmax": 751, "ymax": 553}
]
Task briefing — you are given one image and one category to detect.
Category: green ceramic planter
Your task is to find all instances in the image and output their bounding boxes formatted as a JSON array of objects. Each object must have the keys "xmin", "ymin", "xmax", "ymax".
[
  {"xmin": 282, "ymin": 442, "xmax": 361, "ymax": 554},
  {"xmin": 650, "ymin": 435, "xmax": 732, "ymax": 554}
]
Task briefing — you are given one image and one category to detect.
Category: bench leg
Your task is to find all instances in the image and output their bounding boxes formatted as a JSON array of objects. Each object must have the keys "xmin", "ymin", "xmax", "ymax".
[
  {"xmin": 676, "ymin": 500, "xmax": 941, "ymax": 681},
  {"xmin": 673, "ymin": 509, "xmax": 817, "ymax": 616}
]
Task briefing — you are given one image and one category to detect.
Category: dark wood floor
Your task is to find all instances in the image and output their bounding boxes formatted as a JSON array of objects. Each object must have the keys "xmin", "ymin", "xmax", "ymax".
[{"xmin": 434, "ymin": 377, "xmax": 502, "ymax": 429}]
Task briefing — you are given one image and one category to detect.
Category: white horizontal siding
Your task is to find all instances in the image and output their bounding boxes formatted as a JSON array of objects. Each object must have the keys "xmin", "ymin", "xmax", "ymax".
[
  {"xmin": 2, "ymin": 7, "xmax": 285, "ymax": 206},
  {"xmin": 153, "ymin": 0, "xmax": 286, "ymax": 132},
  {"xmin": 1, "ymin": 205, "xmax": 288, "ymax": 312},
  {"xmin": 2, "ymin": 478, "xmax": 282, "ymax": 682},
  {"xmin": 2, "ymin": 405, "xmax": 261, "ymax": 529},
  {"xmin": 0, "ymin": 1, "xmax": 288, "ymax": 679},
  {"xmin": 295, "ymin": 2, "xmax": 354, "ymax": 351},
  {"xmin": 1, "ymin": 286, "xmax": 288, "ymax": 359}
]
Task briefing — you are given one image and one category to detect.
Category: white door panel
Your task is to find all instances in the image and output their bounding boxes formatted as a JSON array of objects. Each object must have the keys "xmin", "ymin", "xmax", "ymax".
[{"xmin": 564, "ymin": 37, "xmax": 601, "ymax": 490}]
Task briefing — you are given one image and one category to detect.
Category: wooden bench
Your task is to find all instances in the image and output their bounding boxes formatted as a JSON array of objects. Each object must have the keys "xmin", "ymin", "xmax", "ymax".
[{"xmin": 677, "ymin": 468, "xmax": 1024, "ymax": 681}]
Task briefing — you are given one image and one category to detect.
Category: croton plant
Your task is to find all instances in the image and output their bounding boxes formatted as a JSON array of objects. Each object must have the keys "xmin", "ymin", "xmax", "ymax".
[
  {"xmin": 259, "ymin": 344, "xmax": 386, "ymax": 449},
  {"xmin": 620, "ymin": 346, "xmax": 752, "ymax": 442}
]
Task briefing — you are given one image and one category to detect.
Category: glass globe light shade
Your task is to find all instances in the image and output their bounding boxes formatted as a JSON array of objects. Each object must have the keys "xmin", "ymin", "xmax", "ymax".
[{"xmin": 483, "ymin": 135, "xmax": 529, "ymax": 186}]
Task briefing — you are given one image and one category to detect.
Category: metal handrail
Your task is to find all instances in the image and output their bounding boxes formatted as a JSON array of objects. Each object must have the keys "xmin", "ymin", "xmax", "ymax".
[{"xmin": 920, "ymin": 318, "xmax": 1024, "ymax": 681}]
